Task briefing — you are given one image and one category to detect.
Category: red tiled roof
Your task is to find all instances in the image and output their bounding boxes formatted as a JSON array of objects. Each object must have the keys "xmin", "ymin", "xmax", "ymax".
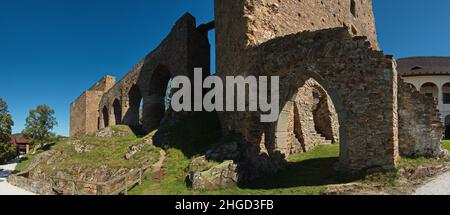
[
  {"xmin": 398, "ymin": 57, "xmax": 450, "ymax": 76},
  {"xmin": 8, "ymin": 134, "xmax": 31, "ymax": 145}
]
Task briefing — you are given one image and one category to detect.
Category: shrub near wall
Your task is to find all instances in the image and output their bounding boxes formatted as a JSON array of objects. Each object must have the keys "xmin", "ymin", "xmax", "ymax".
[{"xmin": 0, "ymin": 143, "xmax": 17, "ymax": 164}]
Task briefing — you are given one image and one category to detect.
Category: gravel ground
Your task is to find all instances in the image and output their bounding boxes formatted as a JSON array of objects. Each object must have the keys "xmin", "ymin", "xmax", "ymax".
[
  {"xmin": 414, "ymin": 170, "xmax": 450, "ymax": 195},
  {"xmin": 0, "ymin": 158, "xmax": 35, "ymax": 195}
]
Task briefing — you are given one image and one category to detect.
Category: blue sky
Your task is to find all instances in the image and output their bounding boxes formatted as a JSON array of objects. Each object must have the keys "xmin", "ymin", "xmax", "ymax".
[{"xmin": 1, "ymin": 0, "xmax": 449, "ymax": 136}]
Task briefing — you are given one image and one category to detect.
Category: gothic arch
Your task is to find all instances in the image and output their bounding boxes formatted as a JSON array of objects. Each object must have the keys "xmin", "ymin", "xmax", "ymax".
[
  {"xmin": 102, "ymin": 106, "xmax": 109, "ymax": 128},
  {"xmin": 123, "ymin": 84, "xmax": 142, "ymax": 127},
  {"xmin": 113, "ymin": 99, "xmax": 122, "ymax": 125},
  {"xmin": 142, "ymin": 65, "xmax": 172, "ymax": 132}
]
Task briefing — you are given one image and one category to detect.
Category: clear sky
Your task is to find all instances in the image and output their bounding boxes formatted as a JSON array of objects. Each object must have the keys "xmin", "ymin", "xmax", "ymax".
[{"xmin": 1, "ymin": 0, "xmax": 449, "ymax": 136}]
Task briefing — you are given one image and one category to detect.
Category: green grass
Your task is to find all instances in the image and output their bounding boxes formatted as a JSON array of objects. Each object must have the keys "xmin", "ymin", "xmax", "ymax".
[
  {"xmin": 130, "ymin": 144, "xmax": 345, "ymax": 195},
  {"xmin": 15, "ymin": 154, "xmax": 36, "ymax": 172},
  {"xmin": 397, "ymin": 140, "xmax": 450, "ymax": 170},
  {"xmin": 131, "ymin": 139, "xmax": 450, "ymax": 195},
  {"xmin": 443, "ymin": 140, "xmax": 450, "ymax": 151}
]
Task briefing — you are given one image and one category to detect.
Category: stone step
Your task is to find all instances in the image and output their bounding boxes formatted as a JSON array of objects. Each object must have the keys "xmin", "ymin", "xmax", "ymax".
[{"xmin": 309, "ymin": 132, "xmax": 333, "ymax": 145}]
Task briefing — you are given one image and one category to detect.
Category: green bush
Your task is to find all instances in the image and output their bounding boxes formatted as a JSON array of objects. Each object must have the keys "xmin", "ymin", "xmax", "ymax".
[{"xmin": 0, "ymin": 143, "xmax": 17, "ymax": 164}]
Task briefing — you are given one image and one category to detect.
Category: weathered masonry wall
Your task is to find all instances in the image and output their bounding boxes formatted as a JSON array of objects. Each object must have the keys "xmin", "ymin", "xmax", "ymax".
[
  {"xmin": 276, "ymin": 78, "xmax": 339, "ymax": 158},
  {"xmin": 398, "ymin": 80, "xmax": 445, "ymax": 157},
  {"xmin": 71, "ymin": 13, "xmax": 211, "ymax": 137},
  {"xmin": 215, "ymin": 0, "xmax": 378, "ymax": 69},
  {"xmin": 70, "ymin": 76, "xmax": 116, "ymax": 137},
  {"xmin": 98, "ymin": 13, "xmax": 210, "ymax": 134},
  {"xmin": 215, "ymin": 0, "xmax": 398, "ymax": 180}
]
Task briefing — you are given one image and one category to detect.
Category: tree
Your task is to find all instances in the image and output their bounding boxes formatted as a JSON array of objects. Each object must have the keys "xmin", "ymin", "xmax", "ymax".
[
  {"xmin": 23, "ymin": 105, "xmax": 58, "ymax": 149},
  {"xmin": 0, "ymin": 98, "xmax": 15, "ymax": 163},
  {"xmin": 0, "ymin": 98, "xmax": 14, "ymax": 143}
]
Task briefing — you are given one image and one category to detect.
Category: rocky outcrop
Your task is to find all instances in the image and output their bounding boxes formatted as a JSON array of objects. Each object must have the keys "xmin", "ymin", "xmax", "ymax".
[
  {"xmin": 125, "ymin": 142, "xmax": 146, "ymax": 160},
  {"xmin": 188, "ymin": 160, "xmax": 238, "ymax": 190},
  {"xmin": 95, "ymin": 126, "xmax": 133, "ymax": 138},
  {"xmin": 71, "ymin": 140, "xmax": 94, "ymax": 153}
]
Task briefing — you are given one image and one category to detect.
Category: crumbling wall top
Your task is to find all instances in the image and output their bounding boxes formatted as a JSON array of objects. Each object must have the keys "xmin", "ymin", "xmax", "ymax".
[
  {"xmin": 215, "ymin": 0, "xmax": 379, "ymax": 71},
  {"xmin": 89, "ymin": 75, "xmax": 116, "ymax": 92}
]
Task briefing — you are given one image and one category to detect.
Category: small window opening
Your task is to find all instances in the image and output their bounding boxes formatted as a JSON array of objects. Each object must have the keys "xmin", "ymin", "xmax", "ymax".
[{"xmin": 411, "ymin": 66, "xmax": 423, "ymax": 71}]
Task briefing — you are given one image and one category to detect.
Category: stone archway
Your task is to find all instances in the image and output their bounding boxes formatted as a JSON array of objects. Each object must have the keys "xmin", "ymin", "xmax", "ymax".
[
  {"xmin": 442, "ymin": 83, "xmax": 450, "ymax": 105},
  {"xmin": 113, "ymin": 99, "xmax": 122, "ymax": 125},
  {"xmin": 124, "ymin": 84, "xmax": 142, "ymax": 127},
  {"xmin": 275, "ymin": 78, "xmax": 340, "ymax": 158},
  {"xmin": 142, "ymin": 65, "xmax": 172, "ymax": 132},
  {"xmin": 102, "ymin": 106, "xmax": 109, "ymax": 128}
]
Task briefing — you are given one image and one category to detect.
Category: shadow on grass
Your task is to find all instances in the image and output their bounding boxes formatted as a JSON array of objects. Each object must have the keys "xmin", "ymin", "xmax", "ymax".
[
  {"xmin": 41, "ymin": 142, "xmax": 57, "ymax": 151},
  {"xmin": 241, "ymin": 157, "xmax": 359, "ymax": 189},
  {"xmin": 154, "ymin": 112, "xmax": 222, "ymax": 158},
  {"xmin": 18, "ymin": 156, "xmax": 29, "ymax": 163},
  {"xmin": 128, "ymin": 126, "xmax": 147, "ymax": 138}
]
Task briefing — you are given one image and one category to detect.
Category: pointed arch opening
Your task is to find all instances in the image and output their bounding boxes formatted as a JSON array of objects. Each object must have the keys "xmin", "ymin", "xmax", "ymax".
[
  {"xmin": 125, "ymin": 84, "xmax": 142, "ymax": 127},
  {"xmin": 275, "ymin": 78, "xmax": 340, "ymax": 158},
  {"xmin": 142, "ymin": 65, "xmax": 173, "ymax": 131},
  {"xmin": 113, "ymin": 99, "xmax": 122, "ymax": 125},
  {"xmin": 102, "ymin": 106, "xmax": 109, "ymax": 128}
]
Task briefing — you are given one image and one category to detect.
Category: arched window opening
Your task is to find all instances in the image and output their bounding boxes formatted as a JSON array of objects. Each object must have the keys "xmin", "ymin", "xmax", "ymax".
[
  {"xmin": 420, "ymin": 82, "xmax": 438, "ymax": 100},
  {"xmin": 443, "ymin": 83, "xmax": 450, "ymax": 104},
  {"xmin": 126, "ymin": 84, "xmax": 142, "ymax": 127},
  {"xmin": 445, "ymin": 115, "xmax": 450, "ymax": 139}
]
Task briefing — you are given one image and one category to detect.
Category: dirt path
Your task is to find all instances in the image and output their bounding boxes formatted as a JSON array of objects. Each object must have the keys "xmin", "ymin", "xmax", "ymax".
[
  {"xmin": 414, "ymin": 170, "xmax": 450, "ymax": 195},
  {"xmin": 151, "ymin": 150, "xmax": 166, "ymax": 181},
  {"xmin": 0, "ymin": 158, "xmax": 35, "ymax": 195}
]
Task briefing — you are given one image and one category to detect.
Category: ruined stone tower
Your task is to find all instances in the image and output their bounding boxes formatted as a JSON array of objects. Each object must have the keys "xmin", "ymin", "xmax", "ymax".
[{"xmin": 70, "ymin": 75, "xmax": 116, "ymax": 137}]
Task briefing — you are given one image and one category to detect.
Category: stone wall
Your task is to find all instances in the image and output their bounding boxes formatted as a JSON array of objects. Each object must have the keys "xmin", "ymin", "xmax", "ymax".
[
  {"xmin": 70, "ymin": 76, "xmax": 116, "ymax": 137},
  {"xmin": 97, "ymin": 13, "xmax": 210, "ymax": 134},
  {"xmin": 215, "ymin": 0, "xmax": 379, "ymax": 75},
  {"xmin": 8, "ymin": 173, "xmax": 54, "ymax": 195},
  {"xmin": 398, "ymin": 79, "xmax": 445, "ymax": 157},
  {"xmin": 71, "ymin": 13, "xmax": 211, "ymax": 136},
  {"xmin": 215, "ymin": 0, "xmax": 399, "ymax": 179}
]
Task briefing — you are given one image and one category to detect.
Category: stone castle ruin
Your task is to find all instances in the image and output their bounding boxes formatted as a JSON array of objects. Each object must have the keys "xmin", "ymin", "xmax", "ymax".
[{"xmin": 70, "ymin": 0, "xmax": 447, "ymax": 186}]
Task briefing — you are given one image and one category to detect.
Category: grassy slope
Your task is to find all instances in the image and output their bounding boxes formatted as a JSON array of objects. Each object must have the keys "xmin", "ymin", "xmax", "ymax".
[
  {"xmin": 15, "ymin": 126, "xmax": 161, "ymax": 180},
  {"xmin": 130, "ymin": 144, "xmax": 343, "ymax": 195},
  {"xmin": 131, "ymin": 140, "xmax": 450, "ymax": 195},
  {"xmin": 16, "ymin": 119, "xmax": 450, "ymax": 194}
]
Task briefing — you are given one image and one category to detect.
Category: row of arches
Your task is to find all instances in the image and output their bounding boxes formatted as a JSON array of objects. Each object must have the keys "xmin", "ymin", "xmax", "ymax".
[
  {"xmin": 415, "ymin": 82, "xmax": 450, "ymax": 104},
  {"xmin": 99, "ymin": 65, "xmax": 173, "ymax": 134}
]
